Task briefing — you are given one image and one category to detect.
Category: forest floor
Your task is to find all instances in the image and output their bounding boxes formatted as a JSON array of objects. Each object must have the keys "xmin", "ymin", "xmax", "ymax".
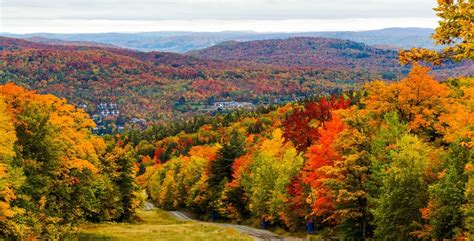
[{"xmin": 75, "ymin": 207, "xmax": 252, "ymax": 240}]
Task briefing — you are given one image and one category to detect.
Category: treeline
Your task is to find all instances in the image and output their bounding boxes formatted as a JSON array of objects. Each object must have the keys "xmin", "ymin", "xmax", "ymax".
[
  {"xmin": 137, "ymin": 65, "xmax": 473, "ymax": 239},
  {"xmin": 0, "ymin": 84, "xmax": 140, "ymax": 239}
]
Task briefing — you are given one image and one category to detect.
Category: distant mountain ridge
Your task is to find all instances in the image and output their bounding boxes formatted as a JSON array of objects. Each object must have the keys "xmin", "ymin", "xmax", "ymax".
[
  {"xmin": 187, "ymin": 36, "xmax": 472, "ymax": 77},
  {"xmin": 187, "ymin": 37, "xmax": 401, "ymax": 71},
  {"xmin": 25, "ymin": 36, "xmax": 119, "ymax": 48},
  {"xmin": 2, "ymin": 28, "xmax": 437, "ymax": 53}
]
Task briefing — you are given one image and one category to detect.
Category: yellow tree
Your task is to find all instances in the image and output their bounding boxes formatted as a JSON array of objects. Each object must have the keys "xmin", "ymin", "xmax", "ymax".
[
  {"xmin": 364, "ymin": 64, "xmax": 450, "ymax": 137},
  {"xmin": 0, "ymin": 97, "xmax": 25, "ymax": 235},
  {"xmin": 0, "ymin": 83, "xmax": 127, "ymax": 238},
  {"xmin": 436, "ymin": 77, "xmax": 474, "ymax": 147},
  {"xmin": 399, "ymin": 0, "xmax": 473, "ymax": 64},
  {"xmin": 241, "ymin": 129, "xmax": 304, "ymax": 229}
]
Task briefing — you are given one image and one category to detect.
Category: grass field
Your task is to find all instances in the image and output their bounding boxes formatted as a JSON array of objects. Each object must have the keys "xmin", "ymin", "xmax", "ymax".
[{"xmin": 74, "ymin": 209, "xmax": 252, "ymax": 241}]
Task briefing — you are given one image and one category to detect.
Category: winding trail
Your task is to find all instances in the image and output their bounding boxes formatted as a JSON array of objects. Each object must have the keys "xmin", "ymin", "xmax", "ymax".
[{"xmin": 167, "ymin": 209, "xmax": 303, "ymax": 241}]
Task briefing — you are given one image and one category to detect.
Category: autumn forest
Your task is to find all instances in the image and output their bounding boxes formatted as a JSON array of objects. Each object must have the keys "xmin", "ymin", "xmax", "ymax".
[{"xmin": 0, "ymin": 0, "xmax": 473, "ymax": 240}]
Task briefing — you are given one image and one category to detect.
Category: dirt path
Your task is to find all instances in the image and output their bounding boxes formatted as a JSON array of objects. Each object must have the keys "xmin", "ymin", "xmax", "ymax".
[{"xmin": 167, "ymin": 209, "xmax": 304, "ymax": 241}]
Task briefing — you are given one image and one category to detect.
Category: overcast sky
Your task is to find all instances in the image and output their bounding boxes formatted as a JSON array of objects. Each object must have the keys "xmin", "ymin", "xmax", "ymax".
[{"xmin": 1, "ymin": 0, "xmax": 439, "ymax": 33}]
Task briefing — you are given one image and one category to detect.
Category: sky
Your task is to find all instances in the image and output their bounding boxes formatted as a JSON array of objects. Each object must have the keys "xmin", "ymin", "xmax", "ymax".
[{"xmin": 1, "ymin": 0, "xmax": 439, "ymax": 33}]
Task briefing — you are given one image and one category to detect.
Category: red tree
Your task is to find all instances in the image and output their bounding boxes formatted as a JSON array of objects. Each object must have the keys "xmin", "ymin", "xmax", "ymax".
[
  {"xmin": 282, "ymin": 96, "xmax": 350, "ymax": 152},
  {"xmin": 303, "ymin": 116, "xmax": 347, "ymax": 221}
]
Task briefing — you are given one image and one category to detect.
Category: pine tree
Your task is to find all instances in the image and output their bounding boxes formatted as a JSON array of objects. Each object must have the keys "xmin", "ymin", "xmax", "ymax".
[
  {"xmin": 208, "ymin": 130, "xmax": 245, "ymax": 188},
  {"xmin": 114, "ymin": 146, "xmax": 140, "ymax": 222}
]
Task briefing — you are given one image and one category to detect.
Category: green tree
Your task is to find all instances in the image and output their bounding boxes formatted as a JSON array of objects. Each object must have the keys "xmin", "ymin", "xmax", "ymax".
[
  {"xmin": 242, "ymin": 129, "xmax": 304, "ymax": 228},
  {"xmin": 208, "ymin": 129, "xmax": 245, "ymax": 188},
  {"xmin": 465, "ymin": 161, "xmax": 474, "ymax": 239},
  {"xmin": 373, "ymin": 134, "xmax": 430, "ymax": 240},
  {"xmin": 109, "ymin": 145, "xmax": 140, "ymax": 222},
  {"xmin": 333, "ymin": 120, "xmax": 372, "ymax": 240},
  {"xmin": 426, "ymin": 143, "xmax": 472, "ymax": 239}
]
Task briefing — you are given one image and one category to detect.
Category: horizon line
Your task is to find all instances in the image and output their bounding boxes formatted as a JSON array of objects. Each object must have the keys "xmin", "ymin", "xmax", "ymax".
[
  {"xmin": 1, "ymin": 18, "xmax": 438, "ymax": 34},
  {"xmin": 1, "ymin": 27, "xmax": 435, "ymax": 35}
]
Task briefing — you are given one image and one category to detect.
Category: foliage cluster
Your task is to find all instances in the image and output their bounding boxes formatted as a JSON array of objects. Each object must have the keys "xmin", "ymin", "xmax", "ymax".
[{"xmin": 0, "ymin": 84, "xmax": 141, "ymax": 239}]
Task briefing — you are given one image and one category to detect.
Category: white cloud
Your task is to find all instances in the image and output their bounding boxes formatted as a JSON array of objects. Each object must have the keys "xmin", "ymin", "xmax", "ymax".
[
  {"xmin": 1, "ymin": 0, "xmax": 439, "ymax": 33},
  {"xmin": 2, "ymin": 18, "xmax": 438, "ymax": 34}
]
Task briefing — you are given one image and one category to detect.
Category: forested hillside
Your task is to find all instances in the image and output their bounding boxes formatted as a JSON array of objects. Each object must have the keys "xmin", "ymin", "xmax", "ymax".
[
  {"xmin": 2, "ymin": 36, "xmax": 471, "ymax": 128},
  {"xmin": 188, "ymin": 37, "xmax": 403, "ymax": 69},
  {"xmin": 125, "ymin": 65, "xmax": 473, "ymax": 239},
  {"xmin": 187, "ymin": 37, "xmax": 473, "ymax": 74}
]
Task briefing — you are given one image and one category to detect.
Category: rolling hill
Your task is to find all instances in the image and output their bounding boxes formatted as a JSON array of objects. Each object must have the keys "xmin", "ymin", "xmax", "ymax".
[
  {"xmin": 187, "ymin": 37, "xmax": 473, "ymax": 75},
  {"xmin": 187, "ymin": 37, "xmax": 402, "ymax": 70},
  {"xmin": 25, "ymin": 36, "xmax": 120, "ymax": 48}
]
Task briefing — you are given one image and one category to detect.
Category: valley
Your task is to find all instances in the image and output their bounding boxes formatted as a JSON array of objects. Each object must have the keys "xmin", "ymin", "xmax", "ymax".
[{"xmin": 1, "ymin": 36, "xmax": 472, "ymax": 134}]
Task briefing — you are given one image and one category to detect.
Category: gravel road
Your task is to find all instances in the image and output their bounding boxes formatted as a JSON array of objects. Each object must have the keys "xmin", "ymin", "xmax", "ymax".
[{"xmin": 167, "ymin": 209, "xmax": 304, "ymax": 241}]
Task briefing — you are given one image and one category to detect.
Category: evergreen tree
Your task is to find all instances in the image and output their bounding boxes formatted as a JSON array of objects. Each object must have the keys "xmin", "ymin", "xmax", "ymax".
[
  {"xmin": 113, "ymin": 146, "xmax": 140, "ymax": 222},
  {"xmin": 208, "ymin": 130, "xmax": 245, "ymax": 188}
]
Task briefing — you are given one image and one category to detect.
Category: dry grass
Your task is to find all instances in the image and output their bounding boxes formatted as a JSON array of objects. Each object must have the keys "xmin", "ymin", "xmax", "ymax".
[{"xmin": 74, "ymin": 209, "xmax": 252, "ymax": 241}]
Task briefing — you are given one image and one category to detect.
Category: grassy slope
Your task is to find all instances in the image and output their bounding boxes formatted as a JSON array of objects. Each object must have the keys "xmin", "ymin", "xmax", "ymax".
[{"xmin": 75, "ymin": 209, "xmax": 252, "ymax": 241}]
